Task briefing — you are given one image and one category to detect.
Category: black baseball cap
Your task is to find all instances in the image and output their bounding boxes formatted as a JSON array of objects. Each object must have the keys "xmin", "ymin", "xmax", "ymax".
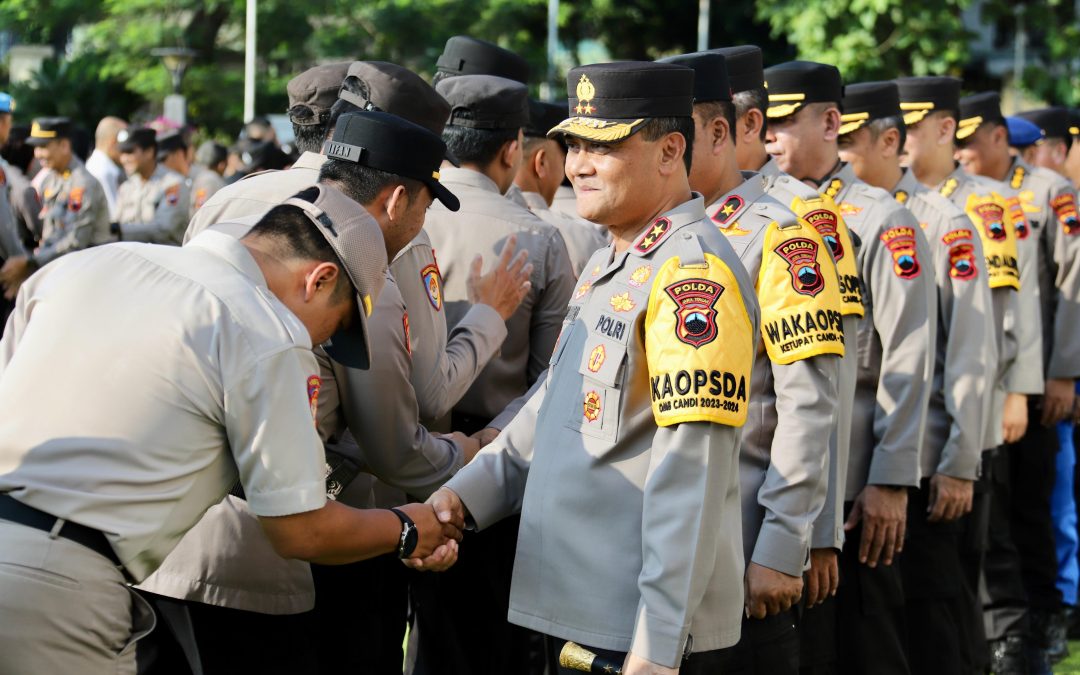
[
  {"xmin": 437, "ymin": 74, "xmax": 530, "ymax": 130},
  {"xmin": 957, "ymin": 92, "xmax": 1005, "ymax": 141},
  {"xmin": 287, "ymin": 62, "xmax": 352, "ymax": 126},
  {"xmin": 526, "ymin": 100, "xmax": 567, "ymax": 139},
  {"xmin": 1016, "ymin": 107, "xmax": 1072, "ymax": 141},
  {"xmin": 763, "ymin": 61, "xmax": 843, "ymax": 120},
  {"xmin": 27, "ymin": 117, "xmax": 72, "ymax": 146},
  {"xmin": 339, "ymin": 61, "xmax": 451, "ymax": 136},
  {"xmin": 435, "ymin": 36, "xmax": 531, "ymax": 84},
  {"xmin": 710, "ymin": 46, "xmax": 764, "ymax": 93},
  {"xmin": 324, "ymin": 111, "xmax": 460, "ymax": 211},
  {"xmin": 839, "ymin": 81, "xmax": 902, "ymax": 136},
  {"xmin": 548, "ymin": 61, "xmax": 694, "ymax": 144},
  {"xmin": 894, "ymin": 76, "xmax": 962, "ymax": 126},
  {"xmin": 657, "ymin": 51, "xmax": 732, "ymax": 103},
  {"xmin": 117, "ymin": 127, "xmax": 157, "ymax": 153}
]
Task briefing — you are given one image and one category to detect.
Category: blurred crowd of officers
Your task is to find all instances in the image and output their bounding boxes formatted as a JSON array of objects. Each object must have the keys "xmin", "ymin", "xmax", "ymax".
[{"xmin": 1, "ymin": 33, "xmax": 1080, "ymax": 675}]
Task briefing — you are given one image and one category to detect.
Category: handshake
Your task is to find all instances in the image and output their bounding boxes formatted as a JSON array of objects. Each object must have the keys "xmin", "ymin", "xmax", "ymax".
[{"xmin": 397, "ymin": 488, "xmax": 468, "ymax": 573}]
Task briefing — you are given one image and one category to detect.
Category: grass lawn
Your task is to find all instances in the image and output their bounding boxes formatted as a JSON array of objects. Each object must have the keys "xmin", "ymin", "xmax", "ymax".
[{"xmin": 1060, "ymin": 642, "xmax": 1080, "ymax": 672}]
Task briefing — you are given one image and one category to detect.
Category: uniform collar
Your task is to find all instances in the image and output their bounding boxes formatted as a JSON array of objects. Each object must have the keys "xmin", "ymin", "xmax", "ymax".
[
  {"xmin": 706, "ymin": 172, "xmax": 767, "ymax": 225},
  {"xmin": 186, "ymin": 230, "xmax": 268, "ymax": 289},
  {"xmin": 627, "ymin": 194, "xmax": 706, "ymax": 258},
  {"xmin": 295, "ymin": 152, "xmax": 328, "ymax": 171},
  {"xmin": 821, "ymin": 161, "xmax": 856, "ymax": 201},
  {"xmin": 891, "ymin": 168, "xmax": 923, "ymax": 204},
  {"xmin": 520, "ymin": 190, "xmax": 549, "ymax": 212},
  {"xmin": 758, "ymin": 156, "xmax": 781, "ymax": 179},
  {"xmin": 438, "ymin": 167, "xmax": 502, "ymax": 195}
]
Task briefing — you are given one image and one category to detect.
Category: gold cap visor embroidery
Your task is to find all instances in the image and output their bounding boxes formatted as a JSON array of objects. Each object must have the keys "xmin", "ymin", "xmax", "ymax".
[
  {"xmin": 548, "ymin": 117, "xmax": 647, "ymax": 143},
  {"xmin": 956, "ymin": 116, "xmax": 984, "ymax": 140},
  {"xmin": 838, "ymin": 112, "xmax": 870, "ymax": 136}
]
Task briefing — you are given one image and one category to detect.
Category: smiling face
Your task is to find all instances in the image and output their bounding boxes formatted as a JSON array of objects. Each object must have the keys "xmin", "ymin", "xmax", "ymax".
[{"xmin": 564, "ymin": 132, "xmax": 661, "ymax": 231}]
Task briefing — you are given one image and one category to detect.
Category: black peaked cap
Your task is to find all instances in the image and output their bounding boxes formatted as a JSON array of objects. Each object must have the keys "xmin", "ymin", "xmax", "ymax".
[
  {"xmin": 957, "ymin": 91, "xmax": 1004, "ymax": 140},
  {"xmin": 1016, "ymin": 107, "xmax": 1072, "ymax": 140},
  {"xmin": 839, "ymin": 81, "xmax": 901, "ymax": 135},
  {"xmin": 710, "ymin": 46, "xmax": 764, "ymax": 93},
  {"xmin": 657, "ymin": 51, "xmax": 731, "ymax": 103},
  {"xmin": 763, "ymin": 61, "xmax": 842, "ymax": 120},
  {"xmin": 436, "ymin": 36, "xmax": 530, "ymax": 84},
  {"xmin": 894, "ymin": 76, "xmax": 961, "ymax": 126}
]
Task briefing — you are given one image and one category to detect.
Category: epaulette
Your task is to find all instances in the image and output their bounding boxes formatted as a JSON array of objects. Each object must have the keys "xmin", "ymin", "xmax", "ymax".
[{"xmin": 1010, "ymin": 165, "xmax": 1026, "ymax": 190}]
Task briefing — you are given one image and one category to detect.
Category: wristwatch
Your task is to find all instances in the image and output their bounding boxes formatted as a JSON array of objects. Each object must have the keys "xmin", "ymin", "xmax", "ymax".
[{"xmin": 390, "ymin": 508, "xmax": 418, "ymax": 559}]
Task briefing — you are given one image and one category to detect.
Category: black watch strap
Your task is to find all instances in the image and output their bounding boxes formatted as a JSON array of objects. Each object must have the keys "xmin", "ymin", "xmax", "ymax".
[{"xmin": 390, "ymin": 507, "xmax": 418, "ymax": 559}]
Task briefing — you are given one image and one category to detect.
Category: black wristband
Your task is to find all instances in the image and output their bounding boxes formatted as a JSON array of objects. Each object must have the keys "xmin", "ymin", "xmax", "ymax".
[{"xmin": 390, "ymin": 508, "xmax": 418, "ymax": 559}]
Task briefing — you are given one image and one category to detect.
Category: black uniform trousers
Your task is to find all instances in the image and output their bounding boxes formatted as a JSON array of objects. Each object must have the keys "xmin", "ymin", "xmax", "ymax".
[
  {"xmin": 552, "ymin": 639, "xmax": 729, "ymax": 675},
  {"xmin": 958, "ymin": 451, "xmax": 993, "ymax": 673},
  {"xmin": 901, "ymin": 477, "xmax": 973, "ymax": 675},
  {"xmin": 716, "ymin": 609, "xmax": 799, "ymax": 674},
  {"xmin": 310, "ymin": 553, "xmax": 409, "ymax": 675},
  {"xmin": 797, "ymin": 500, "xmax": 910, "ymax": 675},
  {"xmin": 983, "ymin": 404, "xmax": 1061, "ymax": 641}
]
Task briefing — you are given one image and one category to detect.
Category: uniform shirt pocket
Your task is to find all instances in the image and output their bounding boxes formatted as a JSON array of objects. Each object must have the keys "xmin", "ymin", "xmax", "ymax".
[{"xmin": 566, "ymin": 339, "xmax": 627, "ymax": 441}]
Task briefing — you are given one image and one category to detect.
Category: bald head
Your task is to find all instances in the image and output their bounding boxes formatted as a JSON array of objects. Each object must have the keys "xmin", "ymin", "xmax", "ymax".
[{"xmin": 95, "ymin": 116, "xmax": 128, "ymax": 162}]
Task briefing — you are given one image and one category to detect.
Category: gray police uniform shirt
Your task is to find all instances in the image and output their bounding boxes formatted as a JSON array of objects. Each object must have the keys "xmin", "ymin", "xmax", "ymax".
[
  {"xmin": 391, "ymin": 228, "xmax": 508, "ymax": 431},
  {"xmin": 0, "ymin": 162, "xmax": 25, "ymax": 259},
  {"xmin": 0, "ymin": 230, "xmax": 328, "ymax": 582},
  {"xmin": 893, "ymin": 169, "xmax": 995, "ymax": 480},
  {"xmin": 34, "ymin": 158, "xmax": 112, "ymax": 266},
  {"xmin": 710, "ymin": 173, "xmax": 843, "ymax": 577},
  {"xmin": 2, "ymin": 160, "xmax": 41, "ymax": 255},
  {"xmin": 519, "ymin": 188, "xmax": 611, "ymax": 278},
  {"xmin": 183, "ymin": 151, "xmax": 326, "ymax": 244},
  {"xmin": 824, "ymin": 163, "xmax": 935, "ymax": 498},
  {"xmin": 1000, "ymin": 159, "xmax": 1080, "ymax": 381},
  {"xmin": 116, "ymin": 164, "xmax": 191, "ymax": 245},
  {"xmin": 760, "ymin": 156, "xmax": 860, "ymax": 549},
  {"xmin": 424, "ymin": 167, "xmax": 575, "ymax": 422},
  {"xmin": 190, "ymin": 164, "xmax": 227, "ymax": 215},
  {"xmin": 445, "ymin": 196, "xmax": 760, "ymax": 668},
  {"xmin": 937, "ymin": 166, "xmax": 1023, "ymax": 449}
]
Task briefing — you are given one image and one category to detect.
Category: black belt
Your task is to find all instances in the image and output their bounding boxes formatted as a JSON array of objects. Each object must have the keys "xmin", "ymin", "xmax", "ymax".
[{"xmin": 0, "ymin": 494, "xmax": 122, "ymax": 567}]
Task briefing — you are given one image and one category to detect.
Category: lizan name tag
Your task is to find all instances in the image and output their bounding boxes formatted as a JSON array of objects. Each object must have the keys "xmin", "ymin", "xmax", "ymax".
[{"xmin": 325, "ymin": 142, "xmax": 364, "ymax": 163}]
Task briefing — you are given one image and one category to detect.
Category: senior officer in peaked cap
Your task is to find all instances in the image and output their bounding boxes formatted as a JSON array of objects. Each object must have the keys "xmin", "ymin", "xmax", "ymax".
[
  {"xmin": 658, "ymin": 51, "xmax": 844, "ymax": 674},
  {"xmin": 764, "ymin": 61, "xmax": 936, "ymax": 675},
  {"xmin": 415, "ymin": 60, "xmax": 761, "ymax": 675},
  {"xmin": 714, "ymin": 51, "xmax": 863, "ymax": 604},
  {"xmin": 0, "ymin": 180, "xmax": 463, "ymax": 675},
  {"xmin": 837, "ymin": 80, "xmax": 995, "ymax": 674},
  {"xmin": 0, "ymin": 117, "xmax": 111, "ymax": 299},
  {"xmin": 958, "ymin": 90, "xmax": 1080, "ymax": 671}
]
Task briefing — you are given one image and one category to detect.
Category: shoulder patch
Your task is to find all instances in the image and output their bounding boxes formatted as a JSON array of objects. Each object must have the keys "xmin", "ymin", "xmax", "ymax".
[
  {"xmin": 1004, "ymin": 196, "xmax": 1030, "ymax": 240},
  {"xmin": 963, "ymin": 193, "xmax": 1019, "ymax": 290},
  {"xmin": 67, "ymin": 187, "xmax": 85, "ymax": 213},
  {"xmin": 421, "ymin": 263, "xmax": 443, "ymax": 311},
  {"xmin": 633, "ymin": 217, "xmax": 672, "ymax": 254},
  {"xmin": 787, "ymin": 195, "xmax": 863, "ymax": 318},
  {"xmin": 403, "ymin": 311, "xmax": 412, "ymax": 355},
  {"xmin": 165, "ymin": 184, "xmax": 181, "ymax": 206},
  {"xmin": 880, "ymin": 226, "xmax": 923, "ymax": 280},
  {"xmin": 645, "ymin": 253, "xmax": 754, "ymax": 427},
  {"xmin": 758, "ymin": 224, "xmax": 845, "ymax": 364},
  {"xmin": 307, "ymin": 375, "xmax": 321, "ymax": 422},
  {"xmin": 1051, "ymin": 192, "xmax": 1080, "ymax": 236},
  {"xmin": 942, "ymin": 229, "xmax": 978, "ymax": 281}
]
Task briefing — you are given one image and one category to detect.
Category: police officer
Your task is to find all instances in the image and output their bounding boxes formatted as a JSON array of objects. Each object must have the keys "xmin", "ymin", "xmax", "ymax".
[
  {"xmin": 836, "ymin": 80, "xmax": 996, "ymax": 673},
  {"xmin": 764, "ymin": 61, "xmax": 936, "ymax": 675},
  {"xmin": 0, "ymin": 181, "xmax": 462, "ymax": 675},
  {"xmin": 661, "ymin": 51, "xmax": 844, "ymax": 673},
  {"xmin": 513, "ymin": 99, "xmax": 608, "ymax": 276},
  {"xmin": 1, "ymin": 125, "xmax": 44, "ymax": 251},
  {"xmin": 114, "ymin": 127, "xmax": 190, "ymax": 245},
  {"xmin": 1017, "ymin": 108, "xmax": 1073, "ymax": 175},
  {"xmin": 0, "ymin": 117, "xmax": 110, "ymax": 299},
  {"xmin": 414, "ymin": 73, "xmax": 575, "ymax": 675},
  {"xmin": 189, "ymin": 141, "xmax": 227, "ymax": 213},
  {"xmin": 957, "ymin": 92, "xmax": 1080, "ymax": 670},
  {"xmin": 417, "ymin": 59, "xmax": 760, "ymax": 675},
  {"xmin": 714, "ymin": 51, "xmax": 864, "ymax": 612}
]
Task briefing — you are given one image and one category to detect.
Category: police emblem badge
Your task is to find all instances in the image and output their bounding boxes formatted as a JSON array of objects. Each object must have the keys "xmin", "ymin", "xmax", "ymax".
[
  {"xmin": 165, "ymin": 184, "xmax": 181, "ymax": 206},
  {"xmin": 583, "ymin": 391, "xmax": 602, "ymax": 421},
  {"xmin": 421, "ymin": 263, "xmax": 443, "ymax": 310},
  {"xmin": 972, "ymin": 199, "xmax": 1007, "ymax": 241},
  {"xmin": 664, "ymin": 278, "xmax": 724, "ymax": 348},
  {"xmin": 773, "ymin": 237, "xmax": 825, "ymax": 297},
  {"xmin": 1051, "ymin": 192, "xmax": 1080, "ymax": 235},
  {"xmin": 67, "ymin": 187, "xmax": 84, "ymax": 213},
  {"xmin": 943, "ymin": 229, "xmax": 978, "ymax": 281},
  {"xmin": 575, "ymin": 74, "xmax": 596, "ymax": 115},
  {"xmin": 1005, "ymin": 197, "xmax": 1029, "ymax": 239},
  {"xmin": 587, "ymin": 344, "xmax": 606, "ymax": 372},
  {"xmin": 802, "ymin": 208, "xmax": 845, "ymax": 261},
  {"xmin": 880, "ymin": 226, "xmax": 922, "ymax": 279},
  {"xmin": 628, "ymin": 265, "xmax": 653, "ymax": 287}
]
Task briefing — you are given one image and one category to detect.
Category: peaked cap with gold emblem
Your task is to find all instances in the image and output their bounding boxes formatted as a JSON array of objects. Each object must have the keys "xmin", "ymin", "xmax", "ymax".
[
  {"xmin": 547, "ymin": 61, "xmax": 694, "ymax": 144},
  {"xmin": 839, "ymin": 81, "xmax": 902, "ymax": 136},
  {"xmin": 957, "ymin": 91, "xmax": 1005, "ymax": 141},
  {"xmin": 1016, "ymin": 107, "xmax": 1072, "ymax": 141},
  {"xmin": 894, "ymin": 76, "xmax": 961, "ymax": 127},
  {"xmin": 762, "ymin": 61, "xmax": 842, "ymax": 120},
  {"xmin": 27, "ymin": 117, "xmax": 73, "ymax": 146}
]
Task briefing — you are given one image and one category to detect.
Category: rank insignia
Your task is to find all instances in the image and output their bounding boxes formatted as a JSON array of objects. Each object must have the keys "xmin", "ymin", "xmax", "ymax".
[
  {"xmin": 307, "ymin": 375, "xmax": 321, "ymax": 422},
  {"xmin": 609, "ymin": 291, "xmax": 636, "ymax": 312},
  {"xmin": 880, "ymin": 226, "xmax": 922, "ymax": 279},
  {"xmin": 972, "ymin": 200, "xmax": 1007, "ymax": 240},
  {"xmin": 774, "ymin": 237, "xmax": 825, "ymax": 297},
  {"xmin": 634, "ymin": 217, "xmax": 671, "ymax": 254},
  {"xmin": 838, "ymin": 202, "xmax": 862, "ymax": 217},
  {"xmin": 664, "ymin": 278, "xmax": 724, "ymax": 348},
  {"xmin": 894, "ymin": 190, "xmax": 908, "ymax": 205},
  {"xmin": 711, "ymin": 195, "xmax": 744, "ymax": 225},
  {"xmin": 165, "ymin": 184, "xmax": 181, "ymax": 206},
  {"xmin": 719, "ymin": 221, "xmax": 750, "ymax": 236},
  {"xmin": 574, "ymin": 281, "xmax": 593, "ymax": 300},
  {"xmin": 939, "ymin": 178, "xmax": 959, "ymax": 198},
  {"xmin": 575, "ymin": 74, "xmax": 596, "ymax": 115},
  {"xmin": 628, "ymin": 265, "xmax": 653, "ymax": 287},
  {"xmin": 421, "ymin": 263, "xmax": 443, "ymax": 311},
  {"xmin": 587, "ymin": 344, "xmax": 606, "ymax": 372},
  {"xmin": 1011, "ymin": 165, "xmax": 1026, "ymax": 190},
  {"xmin": 583, "ymin": 390, "xmax": 602, "ymax": 422},
  {"xmin": 802, "ymin": 209, "xmax": 845, "ymax": 261},
  {"xmin": 824, "ymin": 178, "xmax": 844, "ymax": 199},
  {"xmin": 1051, "ymin": 192, "xmax": 1080, "ymax": 235},
  {"xmin": 1005, "ymin": 197, "xmax": 1029, "ymax": 239},
  {"xmin": 67, "ymin": 187, "xmax": 84, "ymax": 213},
  {"xmin": 403, "ymin": 312, "xmax": 412, "ymax": 355}
]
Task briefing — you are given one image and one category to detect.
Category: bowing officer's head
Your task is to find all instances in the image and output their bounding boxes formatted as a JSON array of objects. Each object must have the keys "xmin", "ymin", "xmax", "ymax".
[{"xmin": 547, "ymin": 61, "xmax": 696, "ymax": 233}]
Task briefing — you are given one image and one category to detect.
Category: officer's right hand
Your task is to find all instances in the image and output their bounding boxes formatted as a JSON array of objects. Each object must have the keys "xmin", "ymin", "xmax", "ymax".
[
  {"xmin": 396, "ymin": 502, "xmax": 462, "ymax": 560},
  {"xmin": 845, "ymin": 485, "xmax": 907, "ymax": 568},
  {"xmin": 744, "ymin": 562, "xmax": 803, "ymax": 619},
  {"xmin": 803, "ymin": 548, "xmax": 838, "ymax": 607},
  {"xmin": 926, "ymin": 473, "xmax": 973, "ymax": 523},
  {"xmin": 1002, "ymin": 392, "xmax": 1028, "ymax": 443},
  {"xmin": 467, "ymin": 234, "xmax": 533, "ymax": 320}
]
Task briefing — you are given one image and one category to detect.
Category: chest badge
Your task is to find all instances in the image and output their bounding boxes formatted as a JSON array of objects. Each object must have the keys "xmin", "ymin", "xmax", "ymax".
[
  {"xmin": 574, "ymin": 280, "xmax": 593, "ymax": 300},
  {"xmin": 628, "ymin": 265, "xmax": 653, "ymax": 287},
  {"xmin": 587, "ymin": 344, "xmax": 606, "ymax": 373},
  {"xmin": 583, "ymin": 391, "xmax": 602, "ymax": 422},
  {"xmin": 609, "ymin": 291, "xmax": 636, "ymax": 312},
  {"xmin": 665, "ymin": 278, "xmax": 724, "ymax": 348},
  {"xmin": 67, "ymin": 187, "xmax": 85, "ymax": 213},
  {"xmin": 421, "ymin": 263, "xmax": 443, "ymax": 311}
]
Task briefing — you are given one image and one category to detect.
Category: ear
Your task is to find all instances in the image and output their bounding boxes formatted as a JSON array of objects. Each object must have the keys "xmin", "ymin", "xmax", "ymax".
[
  {"xmin": 502, "ymin": 137, "xmax": 521, "ymax": 169},
  {"xmin": 304, "ymin": 261, "xmax": 342, "ymax": 302},
  {"xmin": 657, "ymin": 131, "xmax": 687, "ymax": 177},
  {"xmin": 880, "ymin": 127, "xmax": 902, "ymax": 158},
  {"xmin": 822, "ymin": 107, "xmax": 842, "ymax": 142},
  {"xmin": 991, "ymin": 124, "xmax": 1008, "ymax": 147},
  {"xmin": 938, "ymin": 116, "xmax": 957, "ymax": 147},
  {"xmin": 708, "ymin": 115, "xmax": 730, "ymax": 156},
  {"xmin": 741, "ymin": 108, "xmax": 764, "ymax": 145},
  {"xmin": 385, "ymin": 184, "xmax": 410, "ymax": 221},
  {"xmin": 533, "ymin": 146, "xmax": 548, "ymax": 179}
]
